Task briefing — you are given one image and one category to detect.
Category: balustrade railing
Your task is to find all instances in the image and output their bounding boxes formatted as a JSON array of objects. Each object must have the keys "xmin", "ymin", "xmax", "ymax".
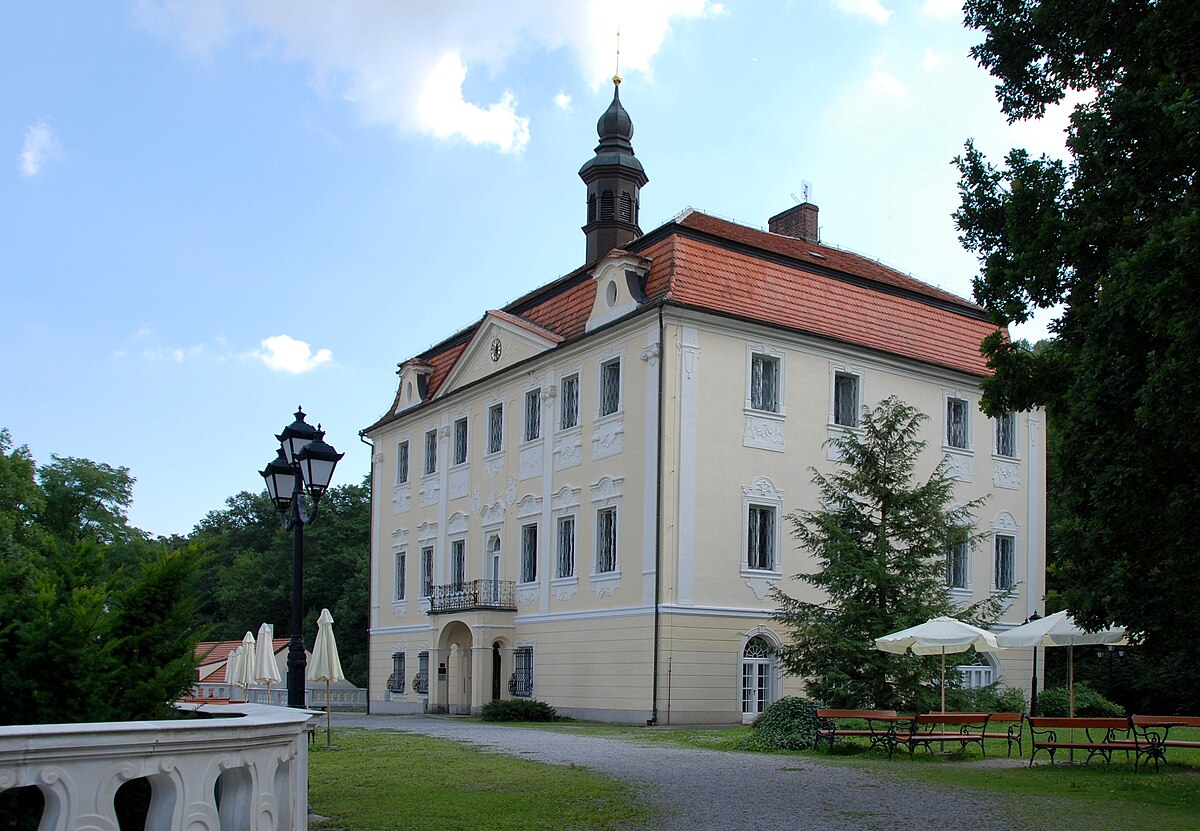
[
  {"xmin": 0, "ymin": 703, "xmax": 311, "ymax": 830},
  {"xmin": 427, "ymin": 579, "xmax": 517, "ymax": 614}
]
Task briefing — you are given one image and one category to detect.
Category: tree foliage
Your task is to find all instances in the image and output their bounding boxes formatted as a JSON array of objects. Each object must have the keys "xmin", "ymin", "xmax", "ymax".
[
  {"xmin": 770, "ymin": 397, "xmax": 1000, "ymax": 711},
  {"xmin": 954, "ymin": 0, "xmax": 1200, "ymax": 705}
]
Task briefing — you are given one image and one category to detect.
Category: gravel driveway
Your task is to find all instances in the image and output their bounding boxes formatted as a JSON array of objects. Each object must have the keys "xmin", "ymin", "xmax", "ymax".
[{"xmin": 331, "ymin": 714, "xmax": 1052, "ymax": 831}]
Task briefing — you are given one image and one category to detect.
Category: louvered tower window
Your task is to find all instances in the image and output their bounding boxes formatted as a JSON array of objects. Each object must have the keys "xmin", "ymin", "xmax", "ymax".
[{"xmin": 600, "ymin": 189, "xmax": 615, "ymax": 220}]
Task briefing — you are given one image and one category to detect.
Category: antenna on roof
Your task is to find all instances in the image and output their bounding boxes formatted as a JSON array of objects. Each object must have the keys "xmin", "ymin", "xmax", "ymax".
[
  {"xmin": 802, "ymin": 180, "xmax": 813, "ymax": 203},
  {"xmin": 614, "ymin": 28, "xmax": 622, "ymax": 85}
]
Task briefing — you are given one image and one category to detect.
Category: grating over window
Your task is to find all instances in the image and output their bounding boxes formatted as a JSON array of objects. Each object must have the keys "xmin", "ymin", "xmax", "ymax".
[
  {"xmin": 524, "ymin": 389, "xmax": 541, "ymax": 442},
  {"xmin": 413, "ymin": 651, "xmax": 429, "ymax": 695},
  {"xmin": 421, "ymin": 546, "xmax": 434, "ymax": 598},
  {"xmin": 395, "ymin": 552, "xmax": 406, "ymax": 601},
  {"xmin": 396, "ymin": 440, "xmax": 409, "ymax": 484},
  {"xmin": 556, "ymin": 516, "xmax": 575, "ymax": 578},
  {"xmin": 947, "ymin": 398, "xmax": 969, "ymax": 449},
  {"xmin": 833, "ymin": 372, "xmax": 859, "ymax": 427},
  {"xmin": 747, "ymin": 505, "xmax": 775, "ymax": 570},
  {"xmin": 596, "ymin": 507, "xmax": 617, "ymax": 573},
  {"xmin": 600, "ymin": 189, "xmax": 615, "ymax": 220},
  {"xmin": 995, "ymin": 412, "xmax": 1016, "ymax": 457},
  {"xmin": 453, "ymin": 417, "xmax": 468, "ymax": 465},
  {"xmin": 450, "ymin": 539, "xmax": 465, "ymax": 590},
  {"xmin": 520, "ymin": 524, "xmax": 538, "ymax": 583},
  {"xmin": 750, "ymin": 354, "xmax": 779, "ymax": 412},
  {"xmin": 488, "ymin": 403, "xmax": 504, "ymax": 454},
  {"xmin": 619, "ymin": 191, "xmax": 633, "ymax": 223},
  {"xmin": 561, "ymin": 375, "xmax": 580, "ymax": 429},
  {"xmin": 387, "ymin": 652, "xmax": 406, "ymax": 693},
  {"xmin": 600, "ymin": 359, "xmax": 620, "ymax": 416},
  {"xmin": 509, "ymin": 646, "xmax": 534, "ymax": 697},
  {"xmin": 946, "ymin": 541, "xmax": 969, "ymax": 589},
  {"xmin": 994, "ymin": 534, "xmax": 1016, "ymax": 589},
  {"xmin": 423, "ymin": 430, "xmax": 437, "ymax": 475}
]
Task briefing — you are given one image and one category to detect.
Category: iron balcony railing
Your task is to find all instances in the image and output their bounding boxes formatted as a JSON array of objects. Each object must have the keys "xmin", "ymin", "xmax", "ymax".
[{"xmin": 427, "ymin": 579, "xmax": 517, "ymax": 614}]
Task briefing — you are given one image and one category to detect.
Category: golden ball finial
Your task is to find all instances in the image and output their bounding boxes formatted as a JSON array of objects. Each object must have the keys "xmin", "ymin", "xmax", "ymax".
[{"xmin": 613, "ymin": 73, "xmax": 622, "ymax": 86}]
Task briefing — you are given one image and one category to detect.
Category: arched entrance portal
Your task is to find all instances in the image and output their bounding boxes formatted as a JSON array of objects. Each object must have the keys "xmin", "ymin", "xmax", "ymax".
[
  {"xmin": 437, "ymin": 621, "xmax": 473, "ymax": 715},
  {"xmin": 492, "ymin": 642, "xmax": 502, "ymax": 701}
]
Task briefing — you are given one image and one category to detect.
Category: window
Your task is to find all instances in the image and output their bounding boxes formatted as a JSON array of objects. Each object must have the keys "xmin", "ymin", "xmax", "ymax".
[
  {"xmin": 423, "ymin": 429, "xmax": 437, "ymax": 475},
  {"xmin": 747, "ymin": 506, "xmax": 775, "ymax": 571},
  {"xmin": 587, "ymin": 193, "xmax": 596, "ymax": 223},
  {"xmin": 833, "ymin": 372, "xmax": 860, "ymax": 427},
  {"xmin": 600, "ymin": 189, "xmax": 614, "ymax": 220},
  {"xmin": 453, "ymin": 417, "xmax": 468, "ymax": 465},
  {"xmin": 750, "ymin": 354, "xmax": 780, "ymax": 412},
  {"xmin": 488, "ymin": 403, "xmax": 504, "ymax": 454},
  {"xmin": 556, "ymin": 516, "xmax": 575, "ymax": 578},
  {"xmin": 510, "ymin": 646, "xmax": 534, "ymax": 697},
  {"xmin": 596, "ymin": 507, "xmax": 617, "ymax": 573},
  {"xmin": 619, "ymin": 191, "xmax": 633, "ymax": 223},
  {"xmin": 946, "ymin": 397, "xmax": 969, "ymax": 449},
  {"xmin": 421, "ymin": 546, "xmax": 434, "ymax": 598},
  {"xmin": 394, "ymin": 552, "xmax": 406, "ymax": 601},
  {"xmin": 599, "ymin": 359, "xmax": 621, "ymax": 417},
  {"xmin": 450, "ymin": 539, "xmax": 466, "ymax": 590},
  {"xmin": 524, "ymin": 389, "xmax": 541, "ymax": 442},
  {"xmin": 994, "ymin": 534, "xmax": 1016, "ymax": 590},
  {"xmin": 520, "ymin": 523, "xmax": 538, "ymax": 583},
  {"xmin": 560, "ymin": 374, "xmax": 580, "ymax": 429},
  {"xmin": 946, "ymin": 541, "xmax": 968, "ymax": 590},
  {"xmin": 958, "ymin": 654, "xmax": 994, "ymax": 689},
  {"xmin": 995, "ymin": 412, "xmax": 1016, "ymax": 457},
  {"xmin": 741, "ymin": 637, "xmax": 773, "ymax": 718},
  {"xmin": 414, "ymin": 651, "xmax": 429, "ymax": 695},
  {"xmin": 396, "ymin": 441, "xmax": 409, "ymax": 485},
  {"xmin": 388, "ymin": 652, "xmax": 406, "ymax": 693}
]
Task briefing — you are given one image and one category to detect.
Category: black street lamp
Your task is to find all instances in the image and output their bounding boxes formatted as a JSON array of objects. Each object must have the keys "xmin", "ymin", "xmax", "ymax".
[
  {"xmin": 1026, "ymin": 611, "xmax": 1042, "ymax": 716},
  {"xmin": 260, "ymin": 406, "xmax": 343, "ymax": 709}
]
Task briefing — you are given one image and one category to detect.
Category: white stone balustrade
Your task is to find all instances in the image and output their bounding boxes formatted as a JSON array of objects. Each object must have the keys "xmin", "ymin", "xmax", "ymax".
[{"xmin": 0, "ymin": 703, "xmax": 311, "ymax": 830}]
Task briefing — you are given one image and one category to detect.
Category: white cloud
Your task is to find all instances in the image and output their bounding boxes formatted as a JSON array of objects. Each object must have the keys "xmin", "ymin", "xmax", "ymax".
[
  {"xmin": 922, "ymin": 0, "xmax": 961, "ymax": 20},
  {"xmin": 828, "ymin": 57, "xmax": 912, "ymax": 132},
  {"xmin": 1005, "ymin": 88, "xmax": 1093, "ymax": 160},
  {"xmin": 922, "ymin": 48, "xmax": 944, "ymax": 72},
  {"xmin": 19, "ymin": 121, "xmax": 62, "ymax": 176},
  {"xmin": 832, "ymin": 0, "xmax": 892, "ymax": 24},
  {"xmin": 554, "ymin": 91, "xmax": 573, "ymax": 111},
  {"xmin": 252, "ymin": 334, "xmax": 332, "ymax": 374},
  {"xmin": 136, "ymin": 1, "xmax": 714, "ymax": 149}
]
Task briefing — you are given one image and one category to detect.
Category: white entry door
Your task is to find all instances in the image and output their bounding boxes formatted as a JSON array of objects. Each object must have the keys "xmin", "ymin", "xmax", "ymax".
[{"xmin": 741, "ymin": 637, "xmax": 772, "ymax": 722}]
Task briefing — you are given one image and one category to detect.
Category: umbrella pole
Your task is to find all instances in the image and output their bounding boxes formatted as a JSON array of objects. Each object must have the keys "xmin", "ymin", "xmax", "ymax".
[
  {"xmin": 941, "ymin": 647, "xmax": 946, "ymax": 713},
  {"xmin": 326, "ymin": 677, "xmax": 333, "ymax": 747},
  {"xmin": 1069, "ymin": 645, "xmax": 1075, "ymax": 762}
]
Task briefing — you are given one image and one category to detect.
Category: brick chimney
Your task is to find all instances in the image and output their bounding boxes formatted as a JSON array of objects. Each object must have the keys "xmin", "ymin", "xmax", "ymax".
[{"xmin": 768, "ymin": 202, "xmax": 819, "ymax": 243}]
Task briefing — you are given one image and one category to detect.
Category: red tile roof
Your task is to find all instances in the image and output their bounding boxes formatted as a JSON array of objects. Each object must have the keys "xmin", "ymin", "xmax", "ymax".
[
  {"xmin": 196, "ymin": 638, "xmax": 288, "ymax": 684},
  {"xmin": 366, "ymin": 210, "xmax": 996, "ymax": 431}
]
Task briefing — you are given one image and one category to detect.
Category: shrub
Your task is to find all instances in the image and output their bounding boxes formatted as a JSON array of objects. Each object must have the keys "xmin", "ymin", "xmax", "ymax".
[
  {"xmin": 740, "ymin": 696, "xmax": 820, "ymax": 751},
  {"xmin": 949, "ymin": 683, "xmax": 1027, "ymax": 714},
  {"xmin": 480, "ymin": 698, "xmax": 559, "ymax": 722},
  {"xmin": 1037, "ymin": 681, "xmax": 1124, "ymax": 717}
]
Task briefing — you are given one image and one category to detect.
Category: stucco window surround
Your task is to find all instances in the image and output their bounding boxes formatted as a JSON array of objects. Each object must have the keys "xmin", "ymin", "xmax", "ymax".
[
  {"xmin": 417, "ymin": 521, "xmax": 438, "ymax": 612},
  {"xmin": 946, "ymin": 539, "xmax": 971, "ymax": 599},
  {"xmin": 392, "ymin": 435, "xmax": 413, "ymax": 516},
  {"xmin": 515, "ymin": 495, "xmax": 543, "ymax": 605},
  {"xmin": 550, "ymin": 485, "xmax": 581, "ymax": 600},
  {"xmin": 942, "ymin": 388, "xmax": 975, "ymax": 483},
  {"xmin": 823, "ymin": 362, "xmax": 864, "ymax": 461},
  {"xmin": 422, "ymin": 427, "xmax": 438, "ymax": 476},
  {"xmin": 386, "ymin": 650, "xmax": 406, "ymax": 699},
  {"xmin": 510, "ymin": 641, "xmax": 535, "ymax": 698},
  {"xmin": 451, "ymin": 415, "xmax": 469, "ymax": 467},
  {"xmin": 589, "ymin": 476, "xmax": 624, "ymax": 596},
  {"xmin": 391, "ymin": 527, "xmax": 409, "ymax": 616},
  {"xmin": 743, "ymin": 343, "xmax": 786, "ymax": 453},
  {"xmin": 592, "ymin": 347, "xmax": 625, "ymax": 461},
  {"xmin": 737, "ymin": 626, "xmax": 784, "ymax": 722},
  {"xmin": 990, "ymin": 511, "xmax": 1020, "ymax": 596},
  {"xmin": 992, "ymin": 412, "xmax": 1022, "ymax": 491},
  {"xmin": 741, "ymin": 477, "xmax": 784, "ymax": 598},
  {"xmin": 558, "ymin": 367, "xmax": 582, "ymax": 431}
]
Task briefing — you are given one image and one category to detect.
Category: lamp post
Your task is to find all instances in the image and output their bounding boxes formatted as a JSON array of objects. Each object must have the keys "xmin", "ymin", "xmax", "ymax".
[
  {"xmin": 260, "ymin": 406, "xmax": 343, "ymax": 709},
  {"xmin": 1026, "ymin": 611, "xmax": 1042, "ymax": 716}
]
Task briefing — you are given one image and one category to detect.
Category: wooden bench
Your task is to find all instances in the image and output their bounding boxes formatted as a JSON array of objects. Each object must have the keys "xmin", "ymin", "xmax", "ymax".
[
  {"xmin": 1027, "ymin": 717, "xmax": 1133, "ymax": 766},
  {"xmin": 893, "ymin": 712, "xmax": 991, "ymax": 758},
  {"xmin": 814, "ymin": 709, "xmax": 905, "ymax": 753},
  {"xmin": 982, "ymin": 712, "xmax": 1024, "ymax": 757},
  {"xmin": 1130, "ymin": 715, "xmax": 1200, "ymax": 769}
]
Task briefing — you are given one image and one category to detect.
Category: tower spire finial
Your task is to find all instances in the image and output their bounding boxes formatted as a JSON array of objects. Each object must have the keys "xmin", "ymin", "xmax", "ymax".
[{"xmin": 613, "ymin": 28, "xmax": 621, "ymax": 85}]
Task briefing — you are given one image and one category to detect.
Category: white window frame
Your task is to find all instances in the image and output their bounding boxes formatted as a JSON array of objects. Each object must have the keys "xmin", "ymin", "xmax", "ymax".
[
  {"xmin": 423, "ymin": 429, "xmax": 438, "ymax": 476},
  {"xmin": 420, "ymin": 545, "xmax": 434, "ymax": 598},
  {"xmin": 519, "ymin": 522, "xmax": 538, "ymax": 584},
  {"xmin": 945, "ymin": 393, "xmax": 971, "ymax": 451},
  {"xmin": 746, "ymin": 504, "xmax": 777, "ymax": 572},
  {"xmin": 597, "ymin": 357, "xmax": 622, "ymax": 418},
  {"xmin": 560, "ymin": 373, "xmax": 581, "ymax": 431},
  {"xmin": 394, "ymin": 550, "xmax": 406, "ymax": 602},
  {"xmin": 741, "ymin": 477, "xmax": 784, "ymax": 578},
  {"xmin": 452, "ymin": 416, "xmax": 468, "ymax": 466},
  {"xmin": 994, "ymin": 533, "xmax": 1017, "ymax": 591},
  {"xmin": 994, "ymin": 412, "xmax": 1018, "ymax": 459},
  {"xmin": 523, "ymin": 388, "xmax": 542, "ymax": 443},
  {"xmin": 449, "ymin": 537, "xmax": 467, "ymax": 590},
  {"xmin": 831, "ymin": 369, "xmax": 862, "ymax": 428},
  {"xmin": 555, "ymin": 514, "xmax": 576, "ymax": 579},
  {"xmin": 745, "ymin": 344, "xmax": 787, "ymax": 416},
  {"xmin": 748, "ymin": 353, "xmax": 781, "ymax": 414},
  {"xmin": 946, "ymin": 539, "xmax": 970, "ymax": 593},
  {"xmin": 595, "ymin": 507, "xmax": 618, "ymax": 574},
  {"xmin": 395, "ymin": 439, "xmax": 410, "ymax": 485},
  {"xmin": 487, "ymin": 402, "xmax": 504, "ymax": 455}
]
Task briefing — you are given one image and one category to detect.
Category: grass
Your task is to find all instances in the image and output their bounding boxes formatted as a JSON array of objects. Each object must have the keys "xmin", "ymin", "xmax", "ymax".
[{"xmin": 307, "ymin": 728, "xmax": 654, "ymax": 831}]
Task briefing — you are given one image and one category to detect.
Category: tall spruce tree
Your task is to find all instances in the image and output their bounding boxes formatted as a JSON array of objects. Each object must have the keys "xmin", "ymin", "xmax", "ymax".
[{"xmin": 770, "ymin": 397, "xmax": 998, "ymax": 711}]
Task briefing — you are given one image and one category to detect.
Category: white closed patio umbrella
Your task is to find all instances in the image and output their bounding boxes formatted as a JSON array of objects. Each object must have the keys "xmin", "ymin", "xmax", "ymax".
[
  {"xmin": 875, "ymin": 616, "xmax": 1003, "ymax": 712},
  {"xmin": 233, "ymin": 631, "xmax": 258, "ymax": 702},
  {"xmin": 996, "ymin": 610, "xmax": 1127, "ymax": 717},
  {"xmin": 225, "ymin": 645, "xmax": 244, "ymax": 701},
  {"xmin": 308, "ymin": 608, "xmax": 345, "ymax": 746},
  {"xmin": 255, "ymin": 622, "xmax": 281, "ymax": 703}
]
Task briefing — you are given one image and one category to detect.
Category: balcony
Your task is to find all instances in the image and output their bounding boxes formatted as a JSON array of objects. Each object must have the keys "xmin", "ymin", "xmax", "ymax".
[{"xmin": 427, "ymin": 579, "xmax": 517, "ymax": 614}]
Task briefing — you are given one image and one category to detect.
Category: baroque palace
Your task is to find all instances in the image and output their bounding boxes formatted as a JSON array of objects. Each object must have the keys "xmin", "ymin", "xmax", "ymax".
[{"xmin": 362, "ymin": 78, "xmax": 1044, "ymax": 723}]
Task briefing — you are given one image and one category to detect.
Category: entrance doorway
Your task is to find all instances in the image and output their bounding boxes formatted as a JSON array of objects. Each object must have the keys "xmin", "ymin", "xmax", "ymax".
[
  {"xmin": 741, "ymin": 636, "xmax": 774, "ymax": 722},
  {"xmin": 492, "ymin": 642, "xmax": 502, "ymax": 701}
]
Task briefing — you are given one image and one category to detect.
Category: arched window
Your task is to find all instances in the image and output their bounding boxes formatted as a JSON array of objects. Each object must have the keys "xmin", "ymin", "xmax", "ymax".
[
  {"xmin": 741, "ymin": 636, "xmax": 774, "ymax": 720},
  {"xmin": 600, "ymin": 189, "xmax": 615, "ymax": 220},
  {"xmin": 619, "ymin": 191, "xmax": 633, "ymax": 223},
  {"xmin": 587, "ymin": 192, "xmax": 597, "ymax": 223},
  {"xmin": 957, "ymin": 652, "xmax": 995, "ymax": 689}
]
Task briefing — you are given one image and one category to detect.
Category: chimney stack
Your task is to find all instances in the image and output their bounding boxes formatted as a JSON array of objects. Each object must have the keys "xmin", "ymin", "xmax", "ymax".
[{"xmin": 768, "ymin": 202, "xmax": 819, "ymax": 243}]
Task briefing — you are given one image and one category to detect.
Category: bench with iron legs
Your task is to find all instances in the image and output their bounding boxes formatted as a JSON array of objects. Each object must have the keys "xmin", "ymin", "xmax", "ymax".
[
  {"xmin": 813, "ymin": 708, "xmax": 905, "ymax": 753},
  {"xmin": 981, "ymin": 711, "xmax": 1024, "ymax": 757},
  {"xmin": 892, "ymin": 712, "xmax": 991, "ymax": 759},
  {"xmin": 1027, "ymin": 717, "xmax": 1133, "ymax": 766},
  {"xmin": 1129, "ymin": 715, "xmax": 1200, "ymax": 769}
]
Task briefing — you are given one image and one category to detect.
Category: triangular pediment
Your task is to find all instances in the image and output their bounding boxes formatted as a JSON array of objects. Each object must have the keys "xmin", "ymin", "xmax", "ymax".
[{"xmin": 438, "ymin": 311, "xmax": 563, "ymax": 397}]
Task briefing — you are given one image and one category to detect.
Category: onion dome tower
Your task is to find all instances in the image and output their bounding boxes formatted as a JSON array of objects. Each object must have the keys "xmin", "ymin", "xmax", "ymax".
[{"xmin": 578, "ymin": 75, "xmax": 649, "ymax": 263}]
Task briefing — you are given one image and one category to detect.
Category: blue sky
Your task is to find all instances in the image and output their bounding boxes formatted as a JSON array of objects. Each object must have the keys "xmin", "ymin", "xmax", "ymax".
[{"xmin": 3, "ymin": 1, "xmax": 1066, "ymax": 537}]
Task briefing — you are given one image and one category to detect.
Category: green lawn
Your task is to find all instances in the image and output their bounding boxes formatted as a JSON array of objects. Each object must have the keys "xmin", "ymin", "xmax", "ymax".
[{"xmin": 307, "ymin": 729, "xmax": 654, "ymax": 831}]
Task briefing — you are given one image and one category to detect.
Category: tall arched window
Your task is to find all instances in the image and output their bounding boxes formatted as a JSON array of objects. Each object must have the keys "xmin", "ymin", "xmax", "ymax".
[{"xmin": 741, "ymin": 636, "xmax": 774, "ymax": 720}]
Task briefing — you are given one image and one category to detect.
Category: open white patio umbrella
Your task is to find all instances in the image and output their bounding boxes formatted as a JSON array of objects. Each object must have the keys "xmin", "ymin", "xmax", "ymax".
[
  {"xmin": 875, "ymin": 616, "xmax": 1003, "ymax": 712},
  {"xmin": 233, "ymin": 631, "xmax": 258, "ymax": 702},
  {"xmin": 308, "ymin": 608, "xmax": 345, "ymax": 746},
  {"xmin": 255, "ymin": 622, "xmax": 281, "ymax": 703},
  {"xmin": 996, "ymin": 610, "xmax": 1127, "ymax": 717}
]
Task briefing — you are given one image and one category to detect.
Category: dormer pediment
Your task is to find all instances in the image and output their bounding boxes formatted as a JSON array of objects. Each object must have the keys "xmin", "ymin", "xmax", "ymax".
[
  {"xmin": 394, "ymin": 358, "xmax": 434, "ymax": 414},
  {"xmin": 438, "ymin": 311, "xmax": 564, "ymax": 396},
  {"xmin": 585, "ymin": 250, "xmax": 651, "ymax": 333}
]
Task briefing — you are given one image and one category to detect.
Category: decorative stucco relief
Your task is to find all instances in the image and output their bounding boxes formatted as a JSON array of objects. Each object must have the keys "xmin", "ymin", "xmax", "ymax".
[
  {"xmin": 418, "ymin": 479, "xmax": 439, "ymax": 508},
  {"xmin": 744, "ymin": 576, "xmax": 776, "ymax": 601},
  {"xmin": 943, "ymin": 451, "xmax": 974, "ymax": 483},
  {"xmin": 744, "ymin": 414, "xmax": 785, "ymax": 452},
  {"xmin": 592, "ymin": 417, "xmax": 624, "ymax": 460},
  {"xmin": 519, "ymin": 444, "xmax": 543, "ymax": 481},
  {"xmin": 448, "ymin": 468, "xmax": 468, "ymax": 500},
  {"xmin": 392, "ymin": 484, "xmax": 411, "ymax": 515},
  {"xmin": 993, "ymin": 460, "xmax": 1020, "ymax": 490},
  {"xmin": 554, "ymin": 433, "xmax": 582, "ymax": 471}
]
